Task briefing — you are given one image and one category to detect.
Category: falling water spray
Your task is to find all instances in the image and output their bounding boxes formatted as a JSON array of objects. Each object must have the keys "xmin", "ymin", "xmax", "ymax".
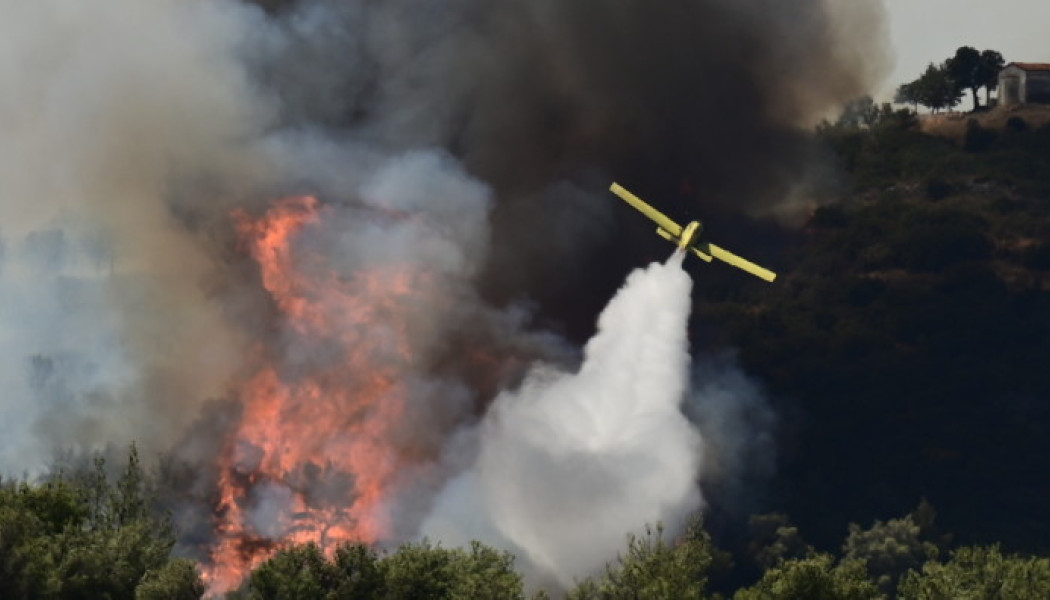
[{"xmin": 423, "ymin": 252, "xmax": 702, "ymax": 588}]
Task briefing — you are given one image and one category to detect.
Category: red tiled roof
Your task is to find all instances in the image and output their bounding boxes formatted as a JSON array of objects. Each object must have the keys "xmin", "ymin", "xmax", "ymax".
[{"xmin": 1006, "ymin": 62, "xmax": 1050, "ymax": 72}]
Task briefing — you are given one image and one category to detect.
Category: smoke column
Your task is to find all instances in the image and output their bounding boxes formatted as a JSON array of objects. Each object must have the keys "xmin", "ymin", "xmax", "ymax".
[
  {"xmin": 423, "ymin": 253, "xmax": 702, "ymax": 588},
  {"xmin": 687, "ymin": 355, "xmax": 777, "ymax": 513},
  {"xmin": 0, "ymin": 0, "xmax": 269, "ymax": 473}
]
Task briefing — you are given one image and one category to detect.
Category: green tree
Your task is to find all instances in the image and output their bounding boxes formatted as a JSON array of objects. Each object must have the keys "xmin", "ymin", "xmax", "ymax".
[
  {"xmin": 898, "ymin": 545, "xmax": 1050, "ymax": 600},
  {"xmin": 978, "ymin": 49, "xmax": 1005, "ymax": 105},
  {"xmin": 733, "ymin": 555, "xmax": 883, "ymax": 600},
  {"xmin": 567, "ymin": 520, "xmax": 711, "ymax": 600},
  {"xmin": 332, "ymin": 543, "xmax": 386, "ymax": 599},
  {"xmin": 895, "ymin": 82, "xmax": 921, "ymax": 111},
  {"xmin": 912, "ymin": 63, "xmax": 963, "ymax": 112},
  {"xmin": 113, "ymin": 443, "xmax": 148, "ymax": 527},
  {"xmin": 945, "ymin": 46, "xmax": 1005, "ymax": 109},
  {"xmin": 135, "ymin": 559, "xmax": 206, "ymax": 600},
  {"xmin": 0, "ymin": 480, "xmax": 81, "ymax": 598},
  {"xmin": 382, "ymin": 540, "xmax": 462, "ymax": 600},
  {"xmin": 946, "ymin": 46, "xmax": 983, "ymax": 109},
  {"xmin": 841, "ymin": 504, "xmax": 938, "ymax": 596},
  {"xmin": 383, "ymin": 540, "xmax": 524, "ymax": 600},
  {"xmin": 0, "ymin": 444, "xmax": 202, "ymax": 600},
  {"xmin": 245, "ymin": 543, "xmax": 340, "ymax": 600},
  {"xmin": 244, "ymin": 539, "xmax": 524, "ymax": 600},
  {"xmin": 452, "ymin": 541, "xmax": 525, "ymax": 600},
  {"xmin": 748, "ymin": 513, "xmax": 814, "ymax": 570}
]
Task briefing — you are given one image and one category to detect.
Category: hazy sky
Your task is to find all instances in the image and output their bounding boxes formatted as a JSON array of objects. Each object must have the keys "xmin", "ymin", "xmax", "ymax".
[{"xmin": 883, "ymin": 0, "xmax": 1050, "ymax": 101}]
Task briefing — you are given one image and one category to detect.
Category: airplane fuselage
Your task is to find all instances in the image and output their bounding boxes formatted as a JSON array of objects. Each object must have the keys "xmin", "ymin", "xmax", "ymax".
[
  {"xmin": 655, "ymin": 220, "xmax": 703, "ymax": 250},
  {"xmin": 678, "ymin": 221, "xmax": 703, "ymax": 250},
  {"xmin": 611, "ymin": 182, "xmax": 776, "ymax": 282}
]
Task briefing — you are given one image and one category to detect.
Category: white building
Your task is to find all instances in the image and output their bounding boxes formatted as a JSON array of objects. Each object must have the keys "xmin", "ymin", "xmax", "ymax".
[{"xmin": 998, "ymin": 63, "xmax": 1050, "ymax": 106}]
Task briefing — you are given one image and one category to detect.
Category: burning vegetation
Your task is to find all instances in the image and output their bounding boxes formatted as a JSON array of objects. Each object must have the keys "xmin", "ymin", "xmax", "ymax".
[{"xmin": 207, "ymin": 196, "xmax": 423, "ymax": 588}]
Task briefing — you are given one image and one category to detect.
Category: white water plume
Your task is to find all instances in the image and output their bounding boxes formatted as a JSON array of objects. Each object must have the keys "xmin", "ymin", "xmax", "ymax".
[{"xmin": 423, "ymin": 253, "xmax": 703, "ymax": 588}]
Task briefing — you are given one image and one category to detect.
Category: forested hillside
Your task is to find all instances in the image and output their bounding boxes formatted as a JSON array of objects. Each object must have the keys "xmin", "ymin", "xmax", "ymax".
[
  {"xmin": 5, "ymin": 446, "xmax": 1050, "ymax": 598},
  {"xmin": 695, "ymin": 106, "xmax": 1050, "ymax": 555}
]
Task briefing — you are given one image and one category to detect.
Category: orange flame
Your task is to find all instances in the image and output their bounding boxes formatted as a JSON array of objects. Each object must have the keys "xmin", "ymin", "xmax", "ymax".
[{"xmin": 203, "ymin": 196, "xmax": 432, "ymax": 593}]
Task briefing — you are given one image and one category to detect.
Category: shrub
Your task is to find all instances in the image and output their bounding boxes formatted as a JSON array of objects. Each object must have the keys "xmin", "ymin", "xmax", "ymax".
[
  {"xmin": 964, "ymin": 119, "xmax": 998, "ymax": 153},
  {"xmin": 1006, "ymin": 116, "xmax": 1029, "ymax": 133}
]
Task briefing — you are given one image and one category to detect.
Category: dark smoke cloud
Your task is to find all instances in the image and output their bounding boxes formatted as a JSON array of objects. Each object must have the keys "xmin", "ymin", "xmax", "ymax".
[
  {"xmin": 250, "ymin": 0, "xmax": 889, "ymax": 195},
  {"xmin": 233, "ymin": 0, "xmax": 890, "ymax": 309}
]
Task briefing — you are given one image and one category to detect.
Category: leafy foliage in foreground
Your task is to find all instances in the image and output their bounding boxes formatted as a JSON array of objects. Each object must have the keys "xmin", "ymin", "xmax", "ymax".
[
  {"xmin": 234, "ymin": 539, "xmax": 525, "ymax": 600},
  {"xmin": 568, "ymin": 520, "xmax": 711, "ymax": 600},
  {"xmin": 5, "ymin": 447, "xmax": 1050, "ymax": 599},
  {"xmin": 236, "ymin": 504, "xmax": 1050, "ymax": 599},
  {"xmin": 734, "ymin": 555, "xmax": 882, "ymax": 600},
  {"xmin": 0, "ymin": 443, "xmax": 204, "ymax": 600},
  {"xmin": 898, "ymin": 545, "xmax": 1050, "ymax": 600}
]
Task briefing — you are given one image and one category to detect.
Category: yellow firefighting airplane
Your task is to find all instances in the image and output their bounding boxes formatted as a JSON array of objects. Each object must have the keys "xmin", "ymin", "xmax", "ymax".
[{"xmin": 609, "ymin": 182, "xmax": 776, "ymax": 282}]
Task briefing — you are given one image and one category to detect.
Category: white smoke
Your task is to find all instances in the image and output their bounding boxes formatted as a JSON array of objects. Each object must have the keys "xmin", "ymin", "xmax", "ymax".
[
  {"xmin": 0, "ymin": 0, "xmax": 274, "ymax": 473},
  {"xmin": 0, "ymin": 225, "xmax": 127, "ymax": 474},
  {"xmin": 687, "ymin": 354, "xmax": 776, "ymax": 508},
  {"xmin": 422, "ymin": 253, "xmax": 704, "ymax": 588}
]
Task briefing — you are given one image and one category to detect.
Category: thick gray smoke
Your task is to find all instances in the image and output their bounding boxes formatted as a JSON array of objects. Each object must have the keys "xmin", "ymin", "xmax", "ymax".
[
  {"xmin": 0, "ymin": 0, "xmax": 269, "ymax": 472},
  {"xmin": 237, "ymin": 0, "xmax": 891, "ymax": 298},
  {"xmin": 687, "ymin": 355, "xmax": 777, "ymax": 510},
  {"xmin": 0, "ymin": 0, "xmax": 885, "ymax": 592},
  {"xmin": 422, "ymin": 254, "xmax": 701, "ymax": 588}
]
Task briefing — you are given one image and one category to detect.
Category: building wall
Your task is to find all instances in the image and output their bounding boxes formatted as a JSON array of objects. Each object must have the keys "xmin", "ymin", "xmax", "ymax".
[
  {"xmin": 1027, "ymin": 72, "xmax": 1050, "ymax": 103},
  {"xmin": 999, "ymin": 66, "xmax": 1026, "ymax": 106}
]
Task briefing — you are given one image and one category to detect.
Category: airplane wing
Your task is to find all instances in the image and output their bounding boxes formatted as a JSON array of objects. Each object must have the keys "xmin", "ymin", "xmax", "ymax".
[
  {"xmin": 610, "ymin": 182, "xmax": 776, "ymax": 281},
  {"xmin": 690, "ymin": 245, "xmax": 714, "ymax": 262},
  {"xmin": 701, "ymin": 243, "xmax": 777, "ymax": 282},
  {"xmin": 609, "ymin": 183, "xmax": 683, "ymax": 237}
]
